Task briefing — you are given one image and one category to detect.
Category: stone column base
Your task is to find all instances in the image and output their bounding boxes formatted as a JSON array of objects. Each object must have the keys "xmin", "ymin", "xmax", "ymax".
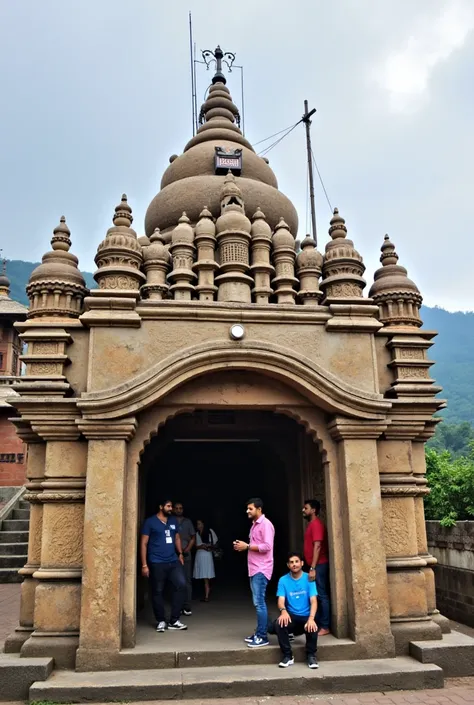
[
  {"xmin": 75, "ymin": 647, "xmax": 121, "ymax": 672},
  {"xmin": 391, "ymin": 618, "xmax": 442, "ymax": 655},
  {"xmin": 3, "ymin": 626, "xmax": 33, "ymax": 653},
  {"xmin": 431, "ymin": 610, "xmax": 451, "ymax": 634},
  {"xmin": 20, "ymin": 632, "xmax": 79, "ymax": 669},
  {"xmin": 355, "ymin": 632, "xmax": 396, "ymax": 660}
]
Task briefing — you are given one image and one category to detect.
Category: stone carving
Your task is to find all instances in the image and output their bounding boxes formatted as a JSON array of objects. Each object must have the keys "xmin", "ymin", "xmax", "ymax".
[
  {"xmin": 250, "ymin": 208, "xmax": 274, "ymax": 304},
  {"xmin": 214, "ymin": 172, "xmax": 253, "ymax": 303},
  {"xmin": 141, "ymin": 229, "xmax": 171, "ymax": 301},
  {"xmin": 296, "ymin": 236, "xmax": 323, "ymax": 305},
  {"xmin": 369, "ymin": 235, "xmax": 422, "ymax": 327},
  {"xmin": 400, "ymin": 348, "xmax": 425, "ymax": 360},
  {"xmin": 193, "ymin": 207, "xmax": 218, "ymax": 301},
  {"xmin": 32, "ymin": 342, "xmax": 59, "ymax": 355},
  {"xmin": 398, "ymin": 366, "xmax": 430, "ymax": 380},
  {"xmin": 28, "ymin": 362, "xmax": 62, "ymax": 375},
  {"xmin": 26, "ymin": 217, "xmax": 88, "ymax": 319},
  {"xmin": 168, "ymin": 213, "xmax": 197, "ymax": 300},
  {"xmin": 93, "ymin": 195, "xmax": 145, "ymax": 294},
  {"xmin": 320, "ymin": 208, "xmax": 366, "ymax": 302},
  {"xmin": 271, "ymin": 218, "xmax": 297, "ymax": 304}
]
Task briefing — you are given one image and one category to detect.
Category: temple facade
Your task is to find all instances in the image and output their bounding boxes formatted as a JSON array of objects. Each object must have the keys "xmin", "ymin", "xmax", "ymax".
[{"xmin": 4, "ymin": 50, "xmax": 462, "ymax": 682}]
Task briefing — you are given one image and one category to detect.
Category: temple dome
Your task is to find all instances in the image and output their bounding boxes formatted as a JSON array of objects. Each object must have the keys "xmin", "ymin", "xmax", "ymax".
[{"xmin": 145, "ymin": 68, "xmax": 298, "ymax": 239}]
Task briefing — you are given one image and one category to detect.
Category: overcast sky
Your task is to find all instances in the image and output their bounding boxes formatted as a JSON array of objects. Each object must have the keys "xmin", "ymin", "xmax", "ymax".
[{"xmin": 1, "ymin": 0, "xmax": 473, "ymax": 311}]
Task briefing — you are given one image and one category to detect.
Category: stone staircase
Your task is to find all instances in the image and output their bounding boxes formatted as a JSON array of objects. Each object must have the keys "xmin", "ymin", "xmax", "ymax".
[{"xmin": 0, "ymin": 497, "xmax": 29, "ymax": 583}]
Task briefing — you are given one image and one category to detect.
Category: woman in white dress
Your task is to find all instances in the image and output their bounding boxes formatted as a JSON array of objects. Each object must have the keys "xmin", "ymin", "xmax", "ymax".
[{"xmin": 193, "ymin": 519, "xmax": 218, "ymax": 602}]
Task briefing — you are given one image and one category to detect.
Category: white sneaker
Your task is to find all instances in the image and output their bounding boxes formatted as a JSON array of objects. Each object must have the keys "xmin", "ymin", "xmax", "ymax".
[
  {"xmin": 168, "ymin": 620, "xmax": 188, "ymax": 630},
  {"xmin": 156, "ymin": 621, "xmax": 166, "ymax": 632}
]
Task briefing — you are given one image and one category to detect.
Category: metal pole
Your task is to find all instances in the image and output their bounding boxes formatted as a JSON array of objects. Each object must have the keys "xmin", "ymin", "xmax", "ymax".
[
  {"xmin": 302, "ymin": 99, "xmax": 317, "ymax": 245},
  {"xmin": 189, "ymin": 13, "xmax": 196, "ymax": 136}
]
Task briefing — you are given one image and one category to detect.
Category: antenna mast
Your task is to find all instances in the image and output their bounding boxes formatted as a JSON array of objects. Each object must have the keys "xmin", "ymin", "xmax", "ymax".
[
  {"xmin": 302, "ymin": 100, "xmax": 317, "ymax": 246},
  {"xmin": 189, "ymin": 12, "xmax": 197, "ymax": 136}
]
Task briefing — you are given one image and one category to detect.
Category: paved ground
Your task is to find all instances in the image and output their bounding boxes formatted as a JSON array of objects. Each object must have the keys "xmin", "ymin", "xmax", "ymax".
[
  {"xmin": 1, "ymin": 583, "xmax": 473, "ymax": 705},
  {"xmin": 0, "ymin": 583, "xmax": 20, "ymax": 645}
]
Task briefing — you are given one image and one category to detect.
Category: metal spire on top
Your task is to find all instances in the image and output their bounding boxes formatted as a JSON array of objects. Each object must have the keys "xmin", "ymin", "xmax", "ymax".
[{"xmin": 202, "ymin": 45, "xmax": 236, "ymax": 84}]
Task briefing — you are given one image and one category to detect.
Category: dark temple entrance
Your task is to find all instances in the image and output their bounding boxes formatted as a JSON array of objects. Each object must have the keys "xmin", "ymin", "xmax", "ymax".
[{"xmin": 136, "ymin": 409, "xmax": 325, "ymax": 637}]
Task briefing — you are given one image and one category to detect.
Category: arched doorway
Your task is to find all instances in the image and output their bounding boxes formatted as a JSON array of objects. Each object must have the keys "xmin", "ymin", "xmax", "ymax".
[{"xmin": 135, "ymin": 408, "xmax": 326, "ymax": 646}]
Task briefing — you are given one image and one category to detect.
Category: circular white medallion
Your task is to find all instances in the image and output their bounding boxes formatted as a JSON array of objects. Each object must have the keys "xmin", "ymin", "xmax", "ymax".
[{"xmin": 229, "ymin": 324, "xmax": 245, "ymax": 340}]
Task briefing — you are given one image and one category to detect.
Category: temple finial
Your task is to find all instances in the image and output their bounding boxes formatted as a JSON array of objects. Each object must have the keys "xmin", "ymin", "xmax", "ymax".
[{"xmin": 202, "ymin": 45, "xmax": 236, "ymax": 85}]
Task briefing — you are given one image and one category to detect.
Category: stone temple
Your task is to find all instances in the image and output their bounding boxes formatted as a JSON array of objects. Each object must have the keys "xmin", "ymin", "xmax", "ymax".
[{"xmin": 3, "ymin": 48, "xmax": 474, "ymax": 700}]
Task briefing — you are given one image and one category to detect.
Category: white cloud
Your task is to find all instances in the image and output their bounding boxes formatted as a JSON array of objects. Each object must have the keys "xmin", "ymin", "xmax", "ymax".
[{"xmin": 373, "ymin": 0, "xmax": 474, "ymax": 113}]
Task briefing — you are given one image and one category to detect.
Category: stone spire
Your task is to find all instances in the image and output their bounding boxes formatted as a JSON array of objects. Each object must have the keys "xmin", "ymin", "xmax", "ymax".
[
  {"xmin": 271, "ymin": 218, "xmax": 298, "ymax": 304},
  {"xmin": 369, "ymin": 234, "xmax": 422, "ymax": 327},
  {"xmin": 168, "ymin": 213, "xmax": 196, "ymax": 300},
  {"xmin": 193, "ymin": 207, "xmax": 218, "ymax": 301},
  {"xmin": 141, "ymin": 229, "xmax": 171, "ymax": 301},
  {"xmin": 320, "ymin": 208, "xmax": 366, "ymax": 302},
  {"xmin": 26, "ymin": 216, "xmax": 87, "ymax": 318},
  {"xmin": 215, "ymin": 172, "xmax": 253, "ymax": 303},
  {"xmin": 296, "ymin": 235, "xmax": 323, "ymax": 305},
  {"xmin": 250, "ymin": 208, "xmax": 274, "ymax": 304},
  {"xmin": 93, "ymin": 195, "xmax": 145, "ymax": 294}
]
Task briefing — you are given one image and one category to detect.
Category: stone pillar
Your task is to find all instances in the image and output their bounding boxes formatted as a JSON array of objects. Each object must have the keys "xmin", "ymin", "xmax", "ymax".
[
  {"xmin": 377, "ymin": 428, "xmax": 442, "ymax": 653},
  {"xmin": 328, "ymin": 417, "xmax": 395, "ymax": 658},
  {"xmin": 75, "ymin": 418, "xmax": 137, "ymax": 672},
  {"xmin": 412, "ymin": 439, "xmax": 451, "ymax": 634},
  {"xmin": 20, "ymin": 420, "xmax": 86, "ymax": 669},
  {"xmin": 168, "ymin": 213, "xmax": 196, "ymax": 301},
  {"xmin": 271, "ymin": 218, "xmax": 297, "ymax": 304},
  {"xmin": 194, "ymin": 207, "xmax": 218, "ymax": 301},
  {"xmin": 250, "ymin": 208, "xmax": 274, "ymax": 304},
  {"xmin": 4, "ymin": 431, "xmax": 45, "ymax": 653}
]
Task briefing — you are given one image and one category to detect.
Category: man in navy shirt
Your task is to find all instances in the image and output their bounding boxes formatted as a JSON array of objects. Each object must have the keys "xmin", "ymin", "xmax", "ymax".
[
  {"xmin": 274, "ymin": 552, "xmax": 319, "ymax": 668},
  {"xmin": 140, "ymin": 498, "xmax": 187, "ymax": 632}
]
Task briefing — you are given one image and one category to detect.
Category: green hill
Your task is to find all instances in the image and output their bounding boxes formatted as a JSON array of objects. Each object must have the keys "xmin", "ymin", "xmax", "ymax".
[{"xmin": 5, "ymin": 259, "xmax": 474, "ymax": 425}]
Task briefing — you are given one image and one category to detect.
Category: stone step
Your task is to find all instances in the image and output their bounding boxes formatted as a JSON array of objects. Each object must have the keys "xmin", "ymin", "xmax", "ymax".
[
  {"xmin": 0, "ymin": 653, "xmax": 53, "ymax": 701},
  {"xmin": 29, "ymin": 657, "xmax": 443, "ymax": 703},
  {"xmin": 0, "ymin": 530, "xmax": 29, "ymax": 543},
  {"xmin": 0, "ymin": 541, "xmax": 28, "ymax": 555},
  {"xmin": 0, "ymin": 567, "xmax": 23, "ymax": 583},
  {"xmin": 113, "ymin": 637, "xmax": 361, "ymax": 670},
  {"xmin": 0, "ymin": 554, "xmax": 26, "ymax": 568},
  {"xmin": 19, "ymin": 501, "xmax": 30, "ymax": 510},
  {"xmin": 2, "ymin": 519, "xmax": 29, "ymax": 532},
  {"xmin": 12, "ymin": 508, "xmax": 30, "ymax": 520},
  {"xmin": 410, "ymin": 630, "xmax": 474, "ymax": 677}
]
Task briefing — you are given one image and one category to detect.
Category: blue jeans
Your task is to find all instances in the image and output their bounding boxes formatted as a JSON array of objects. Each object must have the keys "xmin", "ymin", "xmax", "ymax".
[
  {"xmin": 250, "ymin": 572, "xmax": 269, "ymax": 639},
  {"xmin": 315, "ymin": 562, "xmax": 330, "ymax": 630}
]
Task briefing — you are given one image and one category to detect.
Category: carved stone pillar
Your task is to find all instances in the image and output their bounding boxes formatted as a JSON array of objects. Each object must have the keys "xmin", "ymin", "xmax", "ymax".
[
  {"xmin": 412, "ymin": 439, "xmax": 451, "ymax": 634},
  {"xmin": 168, "ymin": 213, "xmax": 196, "ymax": 300},
  {"xmin": 296, "ymin": 236, "xmax": 323, "ymax": 305},
  {"xmin": 378, "ymin": 425, "xmax": 442, "ymax": 653},
  {"xmin": 193, "ymin": 207, "xmax": 218, "ymax": 301},
  {"xmin": 141, "ymin": 229, "xmax": 171, "ymax": 301},
  {"xmin": 328, "ymin": 417, "xmax": 395, "ymax": 658},
  {"xmin": 75, "ymin": 418, "xmax": 137, "ymax": 672},
  {"xmin": 271, "ymin": 218, "xmax": 297, "ymax": 304},
  {"xmin": 250, "ymin": 208, "xmax": 274, "ymax": 304},
  {"xmin": 4, "ymin": 426, "xmax": 45, "ymax": 653},
  {"xmin": 20, "ymin": 418, "xmax": 86, "ymax": 669}
]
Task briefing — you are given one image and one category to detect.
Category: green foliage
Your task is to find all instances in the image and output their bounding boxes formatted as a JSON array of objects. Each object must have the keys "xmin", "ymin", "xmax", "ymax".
[
  {"xmin": 427, "ymin": 421, "xmax": 474, "ymax": 458},
  {"xmin": 424, "ymin": 447, "xmax": 474, "ymax": 526}
]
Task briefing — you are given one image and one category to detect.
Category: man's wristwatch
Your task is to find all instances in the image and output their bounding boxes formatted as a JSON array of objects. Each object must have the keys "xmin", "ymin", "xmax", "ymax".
[
  {"xmin": 310, "ymin": 566, "xmax": 316, "ymax": 571},
  {"xmin": 279, "ymin": 607, "xmax": 287, "ymax": 612}
]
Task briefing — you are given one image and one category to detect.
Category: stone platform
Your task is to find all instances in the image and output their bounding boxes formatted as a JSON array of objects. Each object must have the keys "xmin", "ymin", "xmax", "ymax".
[{"xmin": 29, "ymin": 657, "xmax": 443, "ymax": 702}]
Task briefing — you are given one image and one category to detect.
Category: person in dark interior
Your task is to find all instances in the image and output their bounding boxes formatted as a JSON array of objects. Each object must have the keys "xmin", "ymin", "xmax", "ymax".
[{"xmin": 173, "ymin": 501, "xmax": 196, "ymax": 616}]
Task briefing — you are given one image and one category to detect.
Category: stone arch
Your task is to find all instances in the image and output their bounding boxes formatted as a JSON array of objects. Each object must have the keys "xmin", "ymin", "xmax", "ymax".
[
  {"xmin": 78, "ymin": 339, "xmax": 391, "ymax": 421},
  {"xmin": 121, "ymin": 369, "xmax": 348, "ymax": 649}
]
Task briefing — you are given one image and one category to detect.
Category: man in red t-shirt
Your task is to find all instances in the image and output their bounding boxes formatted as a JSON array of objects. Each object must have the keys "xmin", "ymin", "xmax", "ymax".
[{"xmin": 303, "ymin": 499, "xmax": 330, "ymax": 635}]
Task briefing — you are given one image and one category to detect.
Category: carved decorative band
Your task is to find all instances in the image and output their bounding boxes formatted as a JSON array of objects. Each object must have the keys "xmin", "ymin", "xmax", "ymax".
[
  {"xmin": 24, "ymin": 492, "xmax": 43, "ymax": 504},
  {"xmin": 41, "ymin": 479, "xmax": 86, "ymax": 490},
  {"xmin": 38, "ymin": 492, "xmax": 85, "ymax": 503},
  {"xmin": 328, "ymin": 417, "xmax": 388, "ymax": 440},
  {"xmin": 33, "ymin": 567, "xmax": 82, "ymax": 581},
  {"xmin": 381, "ymin": 486, "xmax": 429, "ymax": 497},
  {"xmin": 77, "ymin": 417, "xmax": 137, "ymax": 441}
]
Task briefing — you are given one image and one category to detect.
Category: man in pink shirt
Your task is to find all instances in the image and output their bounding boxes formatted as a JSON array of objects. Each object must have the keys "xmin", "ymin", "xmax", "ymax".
[{"xmin": 234, "ymin": 497, "xmax": 275, "ymax": 648}]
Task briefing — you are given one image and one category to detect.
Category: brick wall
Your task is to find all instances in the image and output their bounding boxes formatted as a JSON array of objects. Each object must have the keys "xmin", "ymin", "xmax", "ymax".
[
  {"xmin": 426, "ymin": 521, "xmax": 474, "ymax": 628},
  {"xmin": 0, "ymin": 412, "xmax": 26, "ymax": 487}
]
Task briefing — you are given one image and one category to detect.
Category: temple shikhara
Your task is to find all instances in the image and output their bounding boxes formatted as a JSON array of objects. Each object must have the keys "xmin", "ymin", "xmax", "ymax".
[{"xmin": 3, "ymin": 46, "xmax": 474, "ymax": 701}]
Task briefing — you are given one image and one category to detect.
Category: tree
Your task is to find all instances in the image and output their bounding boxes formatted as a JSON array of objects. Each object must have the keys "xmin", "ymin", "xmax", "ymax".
[
  {"xmin": 424, "ymin": 446, "xmax": 474, "ymax": 526},
  {"xmin": 427, "ymin": 421, "xmax": 474, "ymax": 457}
]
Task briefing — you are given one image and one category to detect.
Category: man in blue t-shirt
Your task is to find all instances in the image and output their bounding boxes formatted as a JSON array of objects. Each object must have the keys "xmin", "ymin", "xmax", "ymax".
[
  {"xmin": 274, "ymin": 551, "xmax": 319, "ymax": 668},
  {"xmin": 140, "ymin": 498, "xmax": 187, "ymax": 632}
]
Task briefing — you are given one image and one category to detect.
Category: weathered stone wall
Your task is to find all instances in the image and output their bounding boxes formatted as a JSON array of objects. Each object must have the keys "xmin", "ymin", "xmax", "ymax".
[{"xmin": 426, "ymin": 521, "xmax": 474, "ymax": 627}]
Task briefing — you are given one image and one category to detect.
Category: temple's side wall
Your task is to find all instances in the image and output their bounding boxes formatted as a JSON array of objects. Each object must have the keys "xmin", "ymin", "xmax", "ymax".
[{"xmin": 427, "ymin": 521, "xmax": 474, "ymax": 628}]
